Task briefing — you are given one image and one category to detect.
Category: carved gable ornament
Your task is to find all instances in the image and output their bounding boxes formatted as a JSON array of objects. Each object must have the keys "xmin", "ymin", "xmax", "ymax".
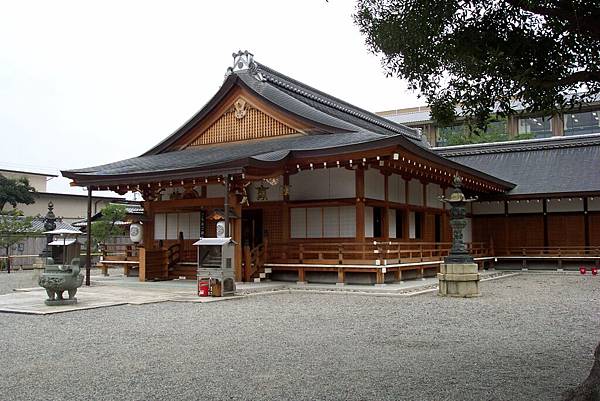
[
  {"xmin": 188, "ymin": 97, "xmax": 300, "ymax": 147},
  {"xmin": 234, "ymin": 98, "xmax": 247, "ymax": 119}
]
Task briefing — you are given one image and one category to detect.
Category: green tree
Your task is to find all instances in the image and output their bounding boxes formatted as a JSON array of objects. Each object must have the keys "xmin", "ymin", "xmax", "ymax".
[
  {"xmin": 354, "ymin": 1, "xmax": 600, "ymax": 127},
  {"xmin": 0, "ymin": 174, "xmax": 36, "ymax": 212},
  {"xmin": 0, "ymin": 209, "xmax": 35, "ymax": 273},
  {"xmin": 91, "ymin": 204, "xmax": 127, "ymax": 245}
]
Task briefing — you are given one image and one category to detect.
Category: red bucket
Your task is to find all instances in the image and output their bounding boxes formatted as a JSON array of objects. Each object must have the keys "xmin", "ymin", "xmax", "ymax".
[
  {"xmin": 198, "ymin": 281, "xmax": 210, "ymax": 297},
  {"xmin": 592, "ymin": 268, "xmax": 598, "ymax": 276},
  {"xmin": 580, "ymin": 267, "xmax": 587, "ymax": 275}
]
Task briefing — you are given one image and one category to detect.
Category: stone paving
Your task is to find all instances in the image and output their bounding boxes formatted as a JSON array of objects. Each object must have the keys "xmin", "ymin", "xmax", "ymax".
[{"xmin": 0, "ymin": 269, "xmax": 514, "ymax": 315}]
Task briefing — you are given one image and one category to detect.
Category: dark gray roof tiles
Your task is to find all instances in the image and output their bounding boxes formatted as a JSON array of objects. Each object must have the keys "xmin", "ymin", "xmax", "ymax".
[
  {"xmin": 437, "ymin": 134, "xmax": 600, "ymax": 196},
  {"xmin": 65, "ymin": 131, "xmax": 393, "ymax": 178}
]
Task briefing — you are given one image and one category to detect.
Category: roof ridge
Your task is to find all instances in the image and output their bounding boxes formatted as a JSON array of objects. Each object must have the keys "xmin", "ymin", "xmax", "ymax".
[
  {"xmin": 436, "ymin": 134, "xmax": 600, "ymax": 156},
  {"xmin": 252, "ymin": 62, "xmax": 422, "ymax": 141}
]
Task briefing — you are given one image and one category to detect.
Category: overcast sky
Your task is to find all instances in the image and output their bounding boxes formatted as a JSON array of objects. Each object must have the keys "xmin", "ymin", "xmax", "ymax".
[{"xmin": 0, "ymin": 0, "xmax": 423, "ymax": 195}]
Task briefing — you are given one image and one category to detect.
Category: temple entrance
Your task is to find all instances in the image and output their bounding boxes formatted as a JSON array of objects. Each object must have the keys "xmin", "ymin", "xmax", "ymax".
[{"xmin": 242, "ymin": 209, "xmax": 263, "ymax": 248}]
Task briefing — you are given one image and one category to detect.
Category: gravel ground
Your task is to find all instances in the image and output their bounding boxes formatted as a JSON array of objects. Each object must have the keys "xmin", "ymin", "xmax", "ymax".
[{"xmin": 0, "ymin": 274, "xmax": 599, "ymax": 401}]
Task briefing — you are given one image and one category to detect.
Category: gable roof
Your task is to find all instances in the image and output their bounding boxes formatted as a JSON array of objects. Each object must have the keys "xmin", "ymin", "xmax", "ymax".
[
  {"xmin": 62, "ymin": 51, "xmax": 514, "ymax": 191},
  {"xmin": 142, "ymin": 54, "xmax": 425, "ymax": 156},
  {"xmin": 436, "ymin": 134, "xmax": 600, "ymax": 197}
]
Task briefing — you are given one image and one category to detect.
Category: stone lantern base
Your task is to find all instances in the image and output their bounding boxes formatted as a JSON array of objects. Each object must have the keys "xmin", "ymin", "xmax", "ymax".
[{"xmin": 438, "ymin": 263, "xmax": 480, "ymax": 297}]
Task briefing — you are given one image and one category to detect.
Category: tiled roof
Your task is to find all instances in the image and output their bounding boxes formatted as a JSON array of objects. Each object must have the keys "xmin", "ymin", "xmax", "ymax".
[{"xmin": 436, "ymin": 134, "xmax": 600, "ymax": 196}]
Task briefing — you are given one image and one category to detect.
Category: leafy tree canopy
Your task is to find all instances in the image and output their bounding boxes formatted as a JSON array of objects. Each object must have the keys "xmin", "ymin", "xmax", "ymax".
[
  {"xmin": 0, "ymin": 209, "xmax": 36, "ymax": 271},
  {"xmin": 355, "ymin": 0, "xmax": 600, "ymax": 127},
  {"xmin": 91, "ymin": 204, "xmax": 127, "ymax": 245},
  {"xmin": 0, "ymin": 174, "xmax": 36, "ymax": 212}
]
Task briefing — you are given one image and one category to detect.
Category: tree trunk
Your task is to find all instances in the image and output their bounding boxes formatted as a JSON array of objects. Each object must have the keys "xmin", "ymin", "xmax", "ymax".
[{"xmin": 563, "ymin": 342, "xmax": 600, "ymax": 401}]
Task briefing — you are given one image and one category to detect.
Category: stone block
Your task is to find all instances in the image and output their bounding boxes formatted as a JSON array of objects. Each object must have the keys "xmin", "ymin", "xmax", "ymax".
[{"xmin": 438, "ymin": 263, "xmax": 480, "ymax": 298}]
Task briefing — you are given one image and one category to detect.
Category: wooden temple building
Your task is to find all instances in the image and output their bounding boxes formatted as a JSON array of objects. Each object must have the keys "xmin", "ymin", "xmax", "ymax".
[{"xmin": 63, "ymin": 51, "xmax": 600, "ymax": 284}]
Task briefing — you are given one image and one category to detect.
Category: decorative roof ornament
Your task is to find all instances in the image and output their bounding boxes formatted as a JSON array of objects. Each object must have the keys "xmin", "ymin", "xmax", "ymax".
[{"xmin": 225, "ymin": 50, "xmax": 264, "ymax": 81}]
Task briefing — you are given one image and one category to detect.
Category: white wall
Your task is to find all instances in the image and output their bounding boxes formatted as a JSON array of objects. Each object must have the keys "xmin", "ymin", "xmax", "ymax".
[
  {"xmin": 464, "ymin": 217, "xmax": 472, "ymax": 243},
  {"xmin": 206, "ymin": 184, "xmax": 224, "ymax": 198},
  {"xmin": 388, "ymin": 174, "xmax": 406, "ymax": 203},
  {"xmin": 589, "ymin": 197, "xmax": 600, "ymax": 211},
  {"xmin": 388, "ymin": 209, "xmax": 397, "ymax": 238},
  {"xmin": 408, "ymin": 211, "xmax": 416, "ymax": 239},
  {"xmin": 472, "ymin": 201, "xmax": 505, "ymax": 215},
  {"xmin": 290, "ymin": 206, "xmax": 356, "ymax": 239},
  {"xmin": 507, "ymin": 200, "xmax": 543, "ymax": 214},
  {"xmin": 289, "ymin": 169, "xmax": 355, "ymax": 201},
  {"xmin": 154, "ymin": 211, "xmax": 203, "ymax": 240},
  {"xmin": 408, "ymin": 180, "xmax": 423, "ymax": 206},
  {"xmin": 547, "ymin": 198, "xmax": 584, "ymax": 213},
  {"xmin": 426, "ymin": 183, "xmax": 443, "ymax": 209},
  {"xmin": 365, "ymin": 206, "xmax": 374, "ymax": 238},
  {"xmin": 1, "ymin": 170, "xmax": 48, "ymax": 192},
  {"xmin": 364, "ymin": 168, "xmax": 385, "ymax": 200}
]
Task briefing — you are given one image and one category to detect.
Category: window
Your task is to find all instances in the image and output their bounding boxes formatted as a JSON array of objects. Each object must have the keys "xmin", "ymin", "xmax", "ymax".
[
  {"xmin": 409, "ymin": 211, "xmax": 423, "ymax": 240},
  {"xmin": 389, "ymin": 209, "xmax": 405, "ymax": 239},
  {"xmin": 436, "ymin": 120, "xmax": 508, "ymax": 146},
  {"xmin": 564, "ymin": 110, "xmax": 600, "ymax": 136},
  {"xmin": 154, "ymin": 212, "xmax": 204, "ymax": 240},
  {"xmin": 290, "ymin": 206, "xmax": 356, "ymax": 239},
  {"xmin": 518, "ymin": 116, "xmax": 552, "ymax": 138}
]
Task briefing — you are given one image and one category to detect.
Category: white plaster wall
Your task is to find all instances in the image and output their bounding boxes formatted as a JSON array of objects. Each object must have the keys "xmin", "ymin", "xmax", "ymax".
[
  {"xmin": 408, "ymin": 180, "xmax": 423, "ymax": 206},
  {"xmin": 290, "ymin": 208, "xmax": 306, "ymax": 238},
  {"xmin": 330, "ymin": 168, "xmax": 355, "ymax": 199},
  {"xmin": 464, "ymin": 217, "xmax": 473, "ymax": 243},
  {"xmin": 408, "ymin": 211, "xmax": 416, "ymax": 239},
  {"xmin": 547, "ymin": 198, "xmax": 584, "ymax": 213},
  {"xmin": 249, "ymin": 177, "xmax": 283, "ymax": 202},
  {"xmin": 340, "ymin": 206, "xmax": 356, "ymax": 237},
  {"xmin": 290, "ymin": 206, "xmax": 356, "ymax": 239},
  {"xmin": 1, "ymin": 171, "xmax": 48, "ymax": 192},
  {"xmin": 323, "ymin": 207, "xmax": 340, "ymax": 238},
  {"xmin": 364, "ymin": 168, "xmax": 385, "ymax": 200},
  {"xmin": 388, "ymin": 174, "xmax": 406, "ymax": 203},
  {"xmin": 426, "ymin": 183, "xmax": 443, "ymax": 209},
  {"xmin": 507, "ymin": 200, "xmax": 543, "ymax": 214},
  {"xmin": 589, "ymin": 197, "xmax": 600, "ymax": 211},
  {"xmin": 365, "ymin": 206, "xmax": 374, "ymax": 238},
  {"xmin": 306, "ymin": 208, "xmax": 322, "ymax": 238},
  {"xmin": 206, "ymin": 184, "xmax": 224, "ymax": 198},
  {"xmin": 388, "ymin": 209, "xmax": 397, "ymax": 238},
  {"xmin": 289, "ymin": 169, "xmax": 355, "ymax": 201},
  {"xmin": 472, "ymin": 201, "xmax": 505, "ymax": 215}
]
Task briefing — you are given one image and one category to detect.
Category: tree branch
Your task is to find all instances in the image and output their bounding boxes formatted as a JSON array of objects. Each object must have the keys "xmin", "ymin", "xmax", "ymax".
[
  {"xmin": 504, "ymin": 0, "xmax": 600, "ymax": 39},
  {"xmin": 531, "ymin": 70, "xmax": 600, "ymax": 89}
]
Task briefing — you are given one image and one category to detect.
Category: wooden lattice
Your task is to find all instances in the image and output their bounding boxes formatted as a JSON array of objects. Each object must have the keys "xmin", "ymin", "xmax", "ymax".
[
  {"xmin": 263, "ymin": 205, "xmax": 284, "ymax": 242},
  {"xmin": 189, "ymin": 104, "xmax": 298, "ymax": 146}
]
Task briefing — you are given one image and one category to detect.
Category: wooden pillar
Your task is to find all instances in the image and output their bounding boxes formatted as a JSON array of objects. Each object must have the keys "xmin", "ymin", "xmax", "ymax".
[
  {"xmin": 230, "ymin": 191, "xmax": 243, "ymax": 282},
  {"xmin": 85, "ymin": 187, "xmax": 92, "ymax": 286},
  {"xmin": 584, "ymin": 197, "xmax": 590, "ymax": 248},
  {"xmin": 356, "ymin": 167, "xmax": 365, "ymax": 241},
  {"xmin": 337, "ymin": 267, "xmax": 345, "ymax": 285},
  {"xmin": 543, "ymin": 198, "xmax": 549, "ymax": 248},
  {"xmin": 282, "ymin": 173, "xmax": 290, "ymax": 241},
  {"xmin": 376, "ymin": 268, "xmax": 384, "ymax": 284},
  {"xmin": 138, "ymin": 247, "xmax": 147, "ymax": 282}
]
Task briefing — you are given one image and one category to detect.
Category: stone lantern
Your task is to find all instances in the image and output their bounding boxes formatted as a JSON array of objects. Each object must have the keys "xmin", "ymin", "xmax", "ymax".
[{"xmin": 438, "ymin": 174, "xmax": 480, "ymax": 297}]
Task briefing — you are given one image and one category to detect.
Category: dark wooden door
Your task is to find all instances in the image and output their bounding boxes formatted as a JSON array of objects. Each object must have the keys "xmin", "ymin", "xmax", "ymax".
[{"xmin": 242, "ymin": 209, "xmax": 264, "ymax": 248}]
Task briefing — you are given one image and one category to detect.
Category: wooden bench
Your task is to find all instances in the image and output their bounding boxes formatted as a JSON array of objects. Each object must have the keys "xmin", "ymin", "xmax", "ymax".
[{"xmin": 96, "ymin": 260, "xmax": 139, "ymax": 276}]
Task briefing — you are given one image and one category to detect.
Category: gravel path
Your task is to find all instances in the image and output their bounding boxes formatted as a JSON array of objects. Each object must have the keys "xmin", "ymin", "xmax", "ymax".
[{"xmin": 0, "ymin": 274, "xmax": 598, "ymax": 401}]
